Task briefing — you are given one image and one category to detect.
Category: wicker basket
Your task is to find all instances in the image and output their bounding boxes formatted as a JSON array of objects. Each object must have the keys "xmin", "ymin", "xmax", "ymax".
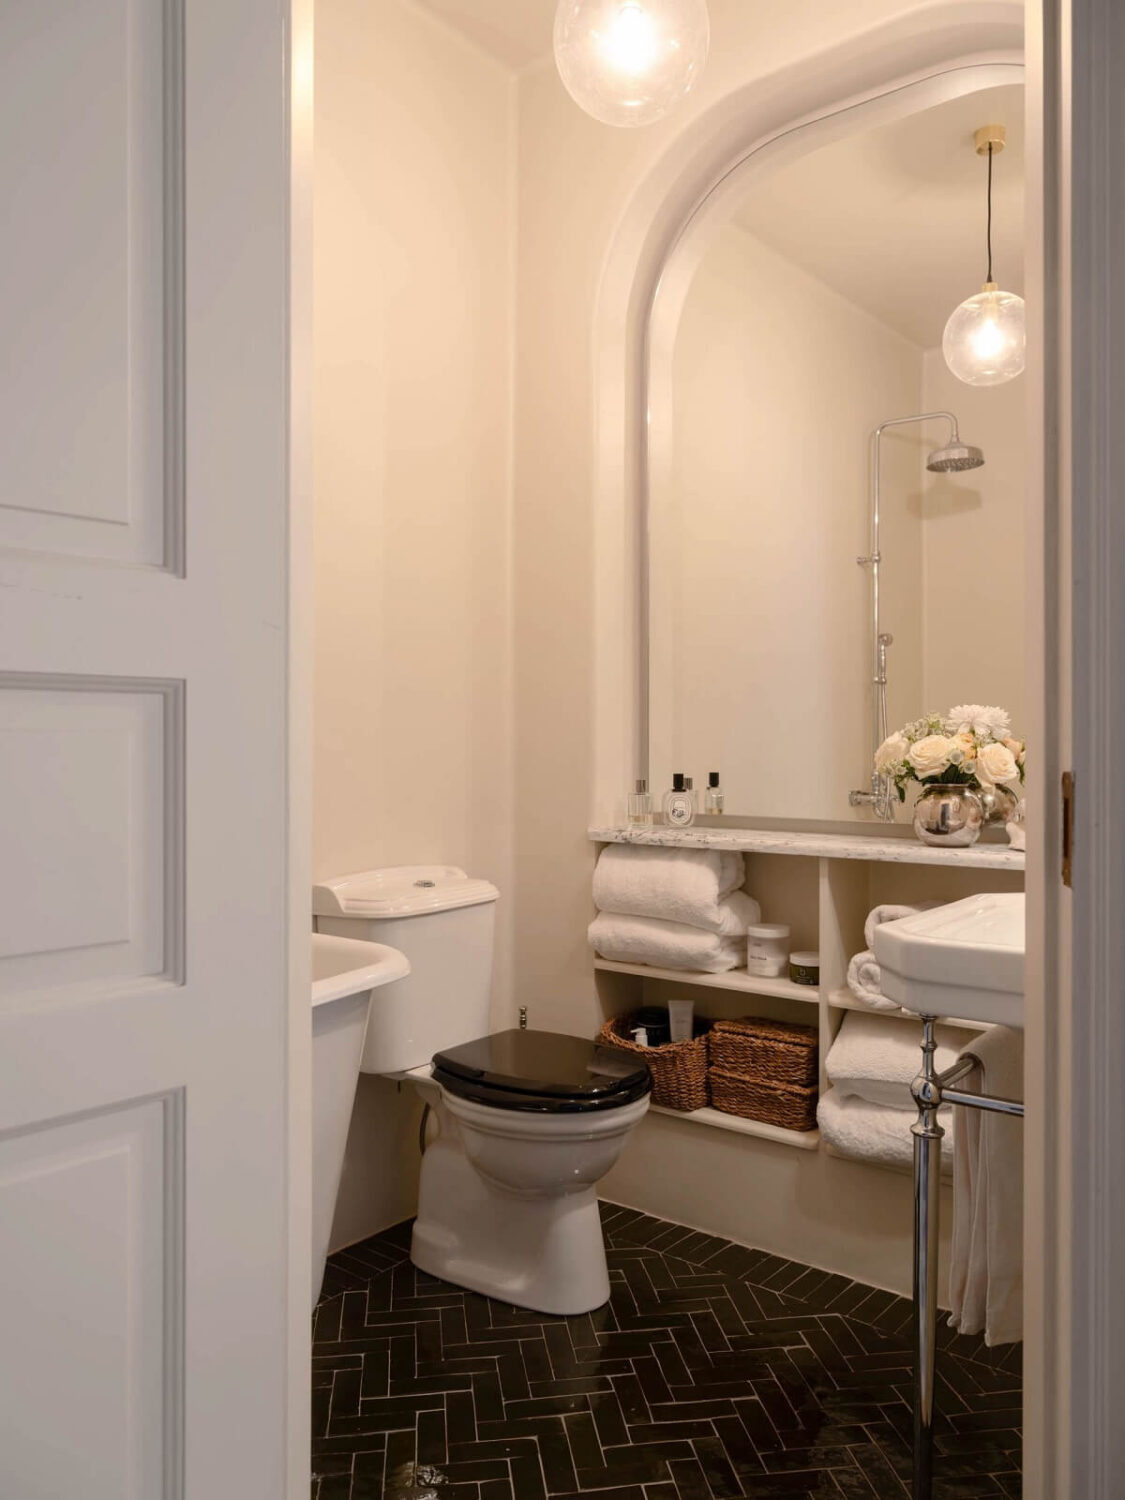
[
  {"xmin": 598, "ymin": 1014, "xmax": 710, "ymax": 1112},
  {"xmin": 709, "ymin": 1017, "xmax": 818, "ymax": 1087},
  {"xmin": 709, "ymin": 1069, "xmax": 818, "ymax": 1131}
]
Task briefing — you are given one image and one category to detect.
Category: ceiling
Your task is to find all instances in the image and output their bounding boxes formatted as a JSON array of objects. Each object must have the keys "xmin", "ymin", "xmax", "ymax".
[
  {"xmin": 734, "ymin": 85, "xmax": 1025, "ymax": 349},
  {"xmin": 414, "ymin": 0, "xmax": 555, "ymax": 69}
]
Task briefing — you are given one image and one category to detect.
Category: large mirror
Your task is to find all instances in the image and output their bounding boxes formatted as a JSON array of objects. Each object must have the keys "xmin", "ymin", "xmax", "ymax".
[{"xmin": 647, "ymin": 74, "xmax": 1026, "ymax": 822}]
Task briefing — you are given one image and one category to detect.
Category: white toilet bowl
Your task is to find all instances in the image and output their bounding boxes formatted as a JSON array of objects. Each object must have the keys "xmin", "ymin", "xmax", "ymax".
[
  {"xmin": 409, "ymin": 1029, "xmax": 651, "ymax": 1315},
  {"xmin": 311, "ymin": 869, "xmax": 652, "ymax": 1315}
]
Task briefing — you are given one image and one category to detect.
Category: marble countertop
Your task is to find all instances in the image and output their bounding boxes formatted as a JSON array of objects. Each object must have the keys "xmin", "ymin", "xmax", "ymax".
[{"xmin": 588, "ymin": 824, "xmax": 1025, "ymax": 871}]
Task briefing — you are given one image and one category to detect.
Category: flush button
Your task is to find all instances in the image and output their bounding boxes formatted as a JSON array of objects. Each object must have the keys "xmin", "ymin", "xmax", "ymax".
[{"xmin": 414, "ymin": 879, "xmax": 436, "ymax": 888}]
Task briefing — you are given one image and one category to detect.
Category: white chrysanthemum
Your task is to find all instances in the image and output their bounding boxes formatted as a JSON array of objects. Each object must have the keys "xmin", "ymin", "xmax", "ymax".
[
  {"xmin": 948, "ymin": 704, "xmax": 1012, "ymax": 739},
  {"xmin": 874, "ymin": 731, "xmax": 909, "ymax": 775}
]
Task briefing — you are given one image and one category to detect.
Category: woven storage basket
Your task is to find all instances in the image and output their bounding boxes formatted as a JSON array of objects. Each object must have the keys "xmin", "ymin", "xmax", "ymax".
[
  {"xmin": 598, "ymin": 1014, "xmax": 710, "ymax": 1112},
  {"xmin": 709, "ymin": 1017, "xmax": 818, "ymax": 1087},
  {"xmin": 709, "ymin": 1069, "xmax": 818, "ymax": 1131}
]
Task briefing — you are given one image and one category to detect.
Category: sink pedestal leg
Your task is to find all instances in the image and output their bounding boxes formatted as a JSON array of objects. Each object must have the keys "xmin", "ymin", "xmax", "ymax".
[{"xmin": 912, "ymin": 1015, "xmax": 943, "ymax": 1500}]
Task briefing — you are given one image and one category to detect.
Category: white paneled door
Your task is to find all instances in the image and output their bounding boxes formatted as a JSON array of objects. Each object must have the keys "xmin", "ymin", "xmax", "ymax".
[{"xmin": 0, "ymin": 2, "xmax": 309, "ymax": 1497}]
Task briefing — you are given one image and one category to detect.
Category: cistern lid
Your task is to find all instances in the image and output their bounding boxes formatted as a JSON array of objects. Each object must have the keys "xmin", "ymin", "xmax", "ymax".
[
  {"xmin": 312, "ymin": 865, "xmax": 499, "ymax": 919},
  {"xmin": 432, "ymin": 1029, "xmax": 652, "ymax": 1114}
]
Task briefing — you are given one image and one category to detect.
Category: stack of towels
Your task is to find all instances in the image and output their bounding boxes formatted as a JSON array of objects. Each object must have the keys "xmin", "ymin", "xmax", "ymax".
[
  {"xmin": 846, "ymin": 902, "xmax": 938, "ymax": 1011},
  {"xmin": 817, "ymin": 1010, "xmax": 976, "ymax": 1176},
  {"xmin": 588, "ymin": 845, "xmax": 760, "ymax": 972}
]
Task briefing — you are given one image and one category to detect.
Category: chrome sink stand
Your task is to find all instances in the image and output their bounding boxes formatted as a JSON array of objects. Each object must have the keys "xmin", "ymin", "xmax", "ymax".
[{"xmin": 911, "ymin": 1017, "xmax": 1025, "ymax": 1500}]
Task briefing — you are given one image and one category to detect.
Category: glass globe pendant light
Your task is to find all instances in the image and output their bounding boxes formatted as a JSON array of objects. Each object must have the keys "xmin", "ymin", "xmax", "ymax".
[
  {"xmin": 553, "ymin": 0, "xmax": 710, "ymax": 128},
  {"xmin": 943, "ymin": 124, "xmax": 1026, "ymax": 386}
]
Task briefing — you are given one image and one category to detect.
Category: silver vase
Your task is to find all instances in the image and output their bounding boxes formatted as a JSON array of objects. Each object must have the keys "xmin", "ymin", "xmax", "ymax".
[
  {"xmin": 912, "ymin": 782, "xmax": 984, "ymax": 847},
  {"xmin": 977, "ymin": 782, "xmax": 1020, "ymax": 826}
]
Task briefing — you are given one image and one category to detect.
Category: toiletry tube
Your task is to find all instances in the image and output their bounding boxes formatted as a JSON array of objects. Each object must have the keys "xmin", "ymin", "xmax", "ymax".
[
  {"xmin": 747, "ymin": 924, "xmax": 790, "ymax": 977},
  {"xmin": 789, "ymin": 952, "xmax": 820, "ymax": 987},
  {"xmin": 667, "ymin": 999, "xmax": 694, "ymax": 1043}
]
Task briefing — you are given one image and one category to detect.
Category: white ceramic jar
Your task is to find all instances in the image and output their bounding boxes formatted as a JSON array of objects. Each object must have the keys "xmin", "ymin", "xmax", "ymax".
[{"xmin": 746, "ymin": 923, "xmax": 790, "ymax": 977}]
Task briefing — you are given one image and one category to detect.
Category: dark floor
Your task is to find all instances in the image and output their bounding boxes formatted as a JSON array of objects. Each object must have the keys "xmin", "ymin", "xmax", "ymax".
[{"xmin": 312, "ymin": 1203, "xmax": 1021, "ymax": 1500}]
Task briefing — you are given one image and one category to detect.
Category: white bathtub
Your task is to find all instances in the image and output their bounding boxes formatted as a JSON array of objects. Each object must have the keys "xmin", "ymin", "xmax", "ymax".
[{"xmin": 312, "ymin": 932, "xmax": 410, "ymax": 1308}]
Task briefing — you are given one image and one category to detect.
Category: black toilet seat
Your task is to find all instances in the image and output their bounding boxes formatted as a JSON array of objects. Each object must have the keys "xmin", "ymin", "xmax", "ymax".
[{"xmin": 432, "ymin": 1028, "xmax": 652, "ymax": 1114}]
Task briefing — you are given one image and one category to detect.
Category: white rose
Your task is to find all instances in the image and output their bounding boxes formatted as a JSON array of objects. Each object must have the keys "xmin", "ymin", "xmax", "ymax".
[
  {"xmin": 875, "ymin": 731, "xmax": 909, "ymax": 775},
  {"xmin": 948, "ymin": 704, "xmax": 1012, "ymax": 738},
  {"xmin": 975, "ymin": 741, "xmax": 1020, "ymax": 787},
  {"xmin": 908, "ymin": 734, "xmax": 957, "ymax": 780}
]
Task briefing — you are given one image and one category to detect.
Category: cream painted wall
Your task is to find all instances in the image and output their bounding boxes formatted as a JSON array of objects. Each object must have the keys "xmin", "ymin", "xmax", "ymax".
[
  {"xmin": 920, "ymin": 348, "xmax": 1027, "ymax": 732},
  {"xmin": 651, "ymin": 222, "xmax": 923, "ymax": 819},
  {"xmin": 314, "ymin": 0, "xmax": 516, "ymax": 1249},
  {"xmin": 512, "ymin": 0, "xmax": 1023, "ymax": 1289}
]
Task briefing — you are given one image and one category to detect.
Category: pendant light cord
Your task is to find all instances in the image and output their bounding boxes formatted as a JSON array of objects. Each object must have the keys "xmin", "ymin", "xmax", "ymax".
[{"xmin": 986, "ymin": 142, "xmax": 994, "ymax": 283}]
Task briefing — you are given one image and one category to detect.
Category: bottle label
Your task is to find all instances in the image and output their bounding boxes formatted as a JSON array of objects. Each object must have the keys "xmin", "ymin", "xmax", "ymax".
[{"xmin": 667, "ymin": 795, "xmax": 693, "ymax": 826}]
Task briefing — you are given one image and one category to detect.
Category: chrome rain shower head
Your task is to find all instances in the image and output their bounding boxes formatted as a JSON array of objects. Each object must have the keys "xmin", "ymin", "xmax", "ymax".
[{"xmin": 927, "ymin": 441, "xmax": 985, "ymax": 473}]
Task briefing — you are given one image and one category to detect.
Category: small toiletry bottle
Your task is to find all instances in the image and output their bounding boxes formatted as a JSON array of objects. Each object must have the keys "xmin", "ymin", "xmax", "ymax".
[
  {"xmin": 705, "ymin": 772, "xmax": 724, "ymax": 815},
  {"xmin": 667, "ymin": 998, "xmax": 694, "ymax": 1043},
  {"xmin": 627, "ymin": 778, "xmax": 654, "ymax": 827},
  {"xmin": 663, "ymin": 773, "xmax": 696, "ymax": 828},
  {"xmin": 631, "ymin": 1025, "xmax": 649, "ymax": 1048}
]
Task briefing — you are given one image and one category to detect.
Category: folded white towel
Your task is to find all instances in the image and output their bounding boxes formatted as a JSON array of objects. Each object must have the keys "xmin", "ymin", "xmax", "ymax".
[
  {"xmin": 845, "ymin": 950, "xmax": 901, "ymax": 1013},
  {"xmin": 827, "ymin": 1011, "xmax": 979, "ymax": 1111},
  {"xmin": 588, "ymin": 911, "xmax": 744, "ymax": 973},
  {"xmin": 948, "ymin": 1026, "xmax": 1024, "ymax": 1346},
  {"xmin": 863, "ymin": 901, "xmax": 938, "ymax": 951},
  {"xmin": 593, "ymin": 845, "xmax": 753, "ymax": 933},
  {"xmin": 817, "ymin": 1087, "xmax": 953, "ymax": 1176}
]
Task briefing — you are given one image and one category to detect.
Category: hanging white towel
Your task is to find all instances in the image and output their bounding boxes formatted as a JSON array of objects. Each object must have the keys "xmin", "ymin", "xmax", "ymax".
[
  {"xmin": 592, "ymin": 845, "xmax": 753, "ymax": 933},
  {"xmin": 948, "ymin": 1026, "xmax": 1024, "ymax": 1346},
  {"xmin": 588, "ymin": 911, "xmax": 744, "ymax": 973},
  {"xmin": 863, "ymin": 901, "xmax": 938, "ymax": 950},
  {"xmin": 826, "ymin": 1011, "xmax": 979, "ymax": 1111},
  {"xmin": 845, "ymin": 950, "xmax": 900, "ymax": 1012},
  {"xmin": 817, "ymin": 1087, "xmax": 953, "ymax": 1176}
]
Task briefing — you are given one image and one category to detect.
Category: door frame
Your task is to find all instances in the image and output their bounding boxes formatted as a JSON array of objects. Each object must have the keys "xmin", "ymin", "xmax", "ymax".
[
  {"xmin": 1026, "ymin": 0, "xmax": 1125, "ymax": 1494},
  {"xmin": 287, "ymin": 0, "xmax": 315, "ymax": 1494}
]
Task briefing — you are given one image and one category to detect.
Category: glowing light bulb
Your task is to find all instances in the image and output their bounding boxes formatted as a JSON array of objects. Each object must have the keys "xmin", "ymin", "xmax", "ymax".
[
  {"xmin": 943, "ymin": 282, "xmax": 1026, "ymax": 387},
  {"xmin": 553, "ymin": 0, "xmax": 710, "ymax": 128}
]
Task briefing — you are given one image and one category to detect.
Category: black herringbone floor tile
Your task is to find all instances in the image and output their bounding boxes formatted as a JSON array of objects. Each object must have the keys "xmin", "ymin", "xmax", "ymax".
[{"xmin": 311, "ymin": 1204, "xmax": 1022, "ymax": 1498}]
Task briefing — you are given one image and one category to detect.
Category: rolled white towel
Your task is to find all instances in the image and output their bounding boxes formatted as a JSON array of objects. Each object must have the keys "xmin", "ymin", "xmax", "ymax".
[
  {"xmin": 864, "ymin": 901, "xmax": 938, "ymax": 950},
  {"xmin": 588, "ymin": 911, "xmax": 744, "ymax": 973},
  {"xmin": 827, "ymin": 1011, "xmax": 979, "ymax": 1111},
  {"xmin": 818, "ymin": 1087, "xmax": 953, "ymax": 1177},
  {"xmin": 593, "ymin": 845, "xmax": 752, "ymax": 933},
  {"xmin": 949, "ymin": 1026, "xmax": 1023, "ymax": 1346},
  {"xmin": 845, "ymin": 950, "xmax": 901, "ymax": 1013}
]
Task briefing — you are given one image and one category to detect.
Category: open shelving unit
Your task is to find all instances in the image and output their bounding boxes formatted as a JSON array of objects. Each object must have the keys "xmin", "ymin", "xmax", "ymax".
[{"xmin": 589, "ymin": 824, "xmax": 1024, "ymax": 1163}]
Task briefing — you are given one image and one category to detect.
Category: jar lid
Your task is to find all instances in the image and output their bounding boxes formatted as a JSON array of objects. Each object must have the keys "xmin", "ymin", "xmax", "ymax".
[
  {"xmin": 747, "ymin": 924, "xmax": 790, "ymax": 939},
  {"xmin": 790, "ymin": 951, "xmax": 820, "ymax": 966}
]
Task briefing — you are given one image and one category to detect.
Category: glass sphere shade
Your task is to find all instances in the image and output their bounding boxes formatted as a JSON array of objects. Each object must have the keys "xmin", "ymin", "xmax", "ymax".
[
  {"xmin": 942, "ymin": 283, "xmax": 1027, "ymax": 387},
  {"xmin": 553, "ymin": 0, "xmax": 710, "ymax": 128}
]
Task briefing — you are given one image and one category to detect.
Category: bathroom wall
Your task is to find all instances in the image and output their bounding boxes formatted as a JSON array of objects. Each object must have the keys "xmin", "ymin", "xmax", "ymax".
[
  {"xmin": 653, "ymin": 221, "xmax": 924, "ymax": 819},
  {"xmin": 920, "ymin": 349, "xmax": 1027, "ymax": 733},
  {"xmin": 314, "ymin": 0, "xmax": 516, "ymax": 1249},
  {"xmin": 511, "ymin": 0, "xmax": 1023, "ymax": 1291}
]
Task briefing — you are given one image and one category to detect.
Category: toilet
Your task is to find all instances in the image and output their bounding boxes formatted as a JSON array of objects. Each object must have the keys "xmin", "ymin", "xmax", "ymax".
[{"xmin": 312, "ymin": 866, "xmax": 651, "ymax": 1314}]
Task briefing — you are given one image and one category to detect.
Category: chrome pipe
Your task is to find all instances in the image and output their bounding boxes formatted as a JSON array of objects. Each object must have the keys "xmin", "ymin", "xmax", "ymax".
[
  {"xmin": 941, "ymin": 1088, "xmax": 1025, "ymax": 1117},
  {"xmin": 911, "ymin": 1016, "xmax": 944, "ymax": 1500}
]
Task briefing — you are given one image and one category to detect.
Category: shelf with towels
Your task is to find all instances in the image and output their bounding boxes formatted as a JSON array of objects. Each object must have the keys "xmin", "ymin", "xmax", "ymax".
[
  {"xmin": 593, "ymin": 957, "xmax": 819, "ymax": 1005},
  {"xmin": 826, "ymin": 987, "xmax": 992, "ymax": 1033},
  {"xmin": 649, "ymin": 1102, "xmax": 820, "ymax": 1150}
]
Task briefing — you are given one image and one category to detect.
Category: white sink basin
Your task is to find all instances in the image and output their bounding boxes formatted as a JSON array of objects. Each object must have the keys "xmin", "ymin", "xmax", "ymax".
[{"xmin": 873, "ymin": 892, "xmax": 1025, "ymax": 1028}]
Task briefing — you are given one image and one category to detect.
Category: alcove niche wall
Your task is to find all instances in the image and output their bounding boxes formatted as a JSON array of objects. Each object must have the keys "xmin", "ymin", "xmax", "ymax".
[{"xmin": 512, "ymin": 2, "xmax": 1025, "ymax": 1294}]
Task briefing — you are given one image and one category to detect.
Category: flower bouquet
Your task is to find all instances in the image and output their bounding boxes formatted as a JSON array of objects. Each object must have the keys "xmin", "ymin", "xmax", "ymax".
[{"xmin": 875, "ymin": 705, "xmax": 1026, "ymax": 847}]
